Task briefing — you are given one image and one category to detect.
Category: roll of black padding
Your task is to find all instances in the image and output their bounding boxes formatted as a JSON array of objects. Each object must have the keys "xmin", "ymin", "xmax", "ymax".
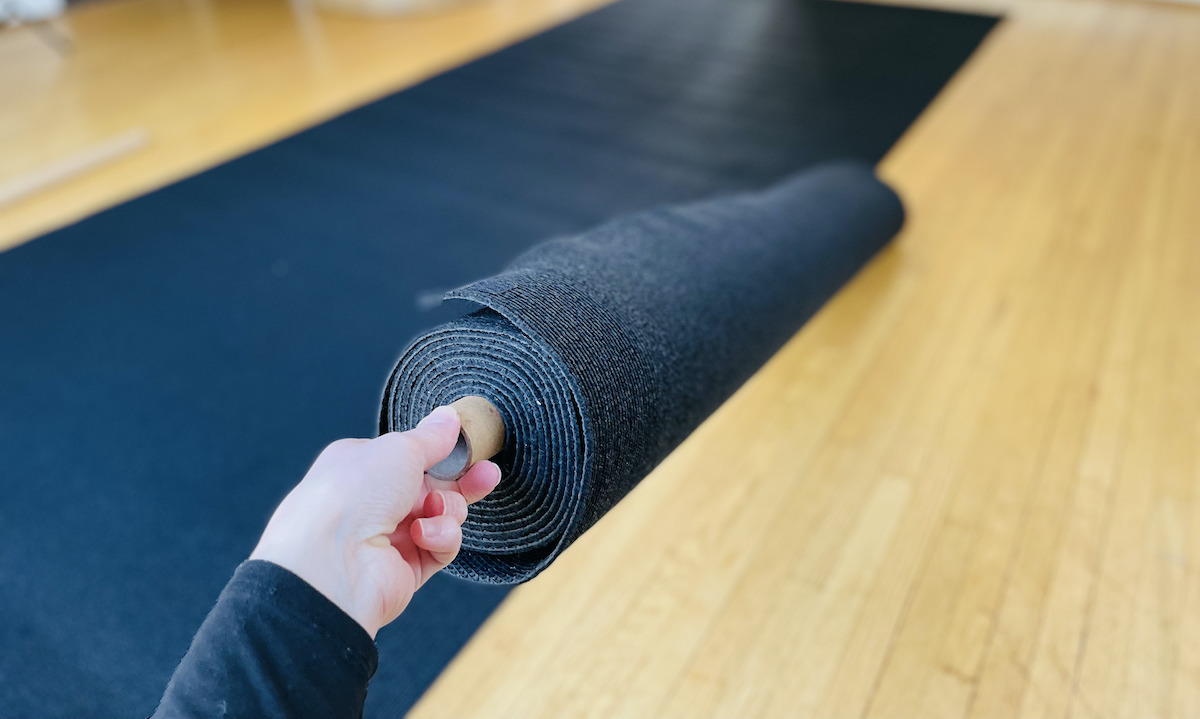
[{"xmin": 381, "ymin": 162, "xmax": 904, "ymax": 584}]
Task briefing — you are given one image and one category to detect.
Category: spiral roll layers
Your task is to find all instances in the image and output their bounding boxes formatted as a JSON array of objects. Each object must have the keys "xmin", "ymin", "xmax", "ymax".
[{"xmin": 381, "ymin": 163, "xmax": 906, "ymax": 584}]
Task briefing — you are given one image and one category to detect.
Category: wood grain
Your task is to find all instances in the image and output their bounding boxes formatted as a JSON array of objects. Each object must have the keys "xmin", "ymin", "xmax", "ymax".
[
  {"xmin": 4, "ymin": 0, "xmax": 1198, "ymax": 716},
  {"xmin": 0, "ymin": 128, "xmax": 148, "ymax": 210},
  {"xmin": 407, "ymin": 0, "xmax": 1200, "ymax": 717},
  {"xmin": 0, "ymin": 0, "xmax": 614, "ymax": 252}
]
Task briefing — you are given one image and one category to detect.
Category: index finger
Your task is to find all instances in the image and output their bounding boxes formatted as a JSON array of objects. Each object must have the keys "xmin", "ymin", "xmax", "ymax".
[{"xmin": 426, "ymin": 459, "xmax": 502, "ymax": 505}]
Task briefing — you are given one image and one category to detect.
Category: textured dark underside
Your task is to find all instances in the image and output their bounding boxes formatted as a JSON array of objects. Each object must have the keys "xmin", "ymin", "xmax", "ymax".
[
  {"xmin": 383, "ymin": 164, "xmax": 903, "ymax": 583},
  {"xmin": 0, "ymin": 0, "xmax": 996, "ymax": 715}
]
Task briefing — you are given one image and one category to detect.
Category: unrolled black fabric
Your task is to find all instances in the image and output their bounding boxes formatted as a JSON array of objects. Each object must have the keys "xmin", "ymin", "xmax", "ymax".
[
  {"xmin": 382, "ymin": 163, "xmax": 902, "ymax": 583},
  {"xmin": 0, "ymin": 0, "xmax": 995, "ymax": 715},
  {"xmin": 153, "ymin": 561, "xmax": 377, "ymax": 719}
]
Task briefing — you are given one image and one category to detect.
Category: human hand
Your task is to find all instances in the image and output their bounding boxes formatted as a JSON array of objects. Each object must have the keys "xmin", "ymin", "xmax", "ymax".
[{"xmin": 249, "ymin": 406, "xmax": 501, "ymax": 638}]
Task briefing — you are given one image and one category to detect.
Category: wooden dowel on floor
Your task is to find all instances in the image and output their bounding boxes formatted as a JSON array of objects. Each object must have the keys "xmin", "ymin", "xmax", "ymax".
[{"xmin": 0, "ymin": 129, "xmax": 149, "ymax": 211}]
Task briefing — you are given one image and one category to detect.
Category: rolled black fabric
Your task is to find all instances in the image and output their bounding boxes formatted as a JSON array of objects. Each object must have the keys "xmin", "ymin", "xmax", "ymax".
[
  {"xmin": 382, "ymin": 162, "xmax": 903, "ymax": 583},
  {"xmin": 0, "ymin": 0, "xmax": 993, "ymax": 710}
]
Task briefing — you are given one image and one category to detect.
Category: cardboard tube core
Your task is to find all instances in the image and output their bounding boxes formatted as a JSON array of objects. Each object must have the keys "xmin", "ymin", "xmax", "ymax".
[{"xmin": 426, "ymin": 396, "xmax": 505, "ymax": 481}]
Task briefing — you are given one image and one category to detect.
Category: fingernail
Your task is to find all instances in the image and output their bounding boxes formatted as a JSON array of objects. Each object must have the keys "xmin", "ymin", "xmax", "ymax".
[
  {"xmin": 418, "ymin": 517, "xmax": 449, "ymax": 539},
  {"xmin": 418, "ymin": 405, "xmax": 458, "ymax": 428}
]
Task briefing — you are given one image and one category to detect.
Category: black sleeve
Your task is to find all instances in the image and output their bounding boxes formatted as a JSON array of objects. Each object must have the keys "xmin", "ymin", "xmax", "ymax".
[{"xmin": 152, "ymin": 560, "xmax": 378, "ymax": 719}]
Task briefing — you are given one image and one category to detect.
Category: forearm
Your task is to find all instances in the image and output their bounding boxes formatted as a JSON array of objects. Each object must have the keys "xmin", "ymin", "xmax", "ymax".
[{"xmin": 153, "ymin": 560, "xmax": 378, "ymax": 719}]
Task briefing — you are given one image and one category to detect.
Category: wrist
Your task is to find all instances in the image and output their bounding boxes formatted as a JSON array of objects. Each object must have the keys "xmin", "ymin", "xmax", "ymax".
[{"xmin": 249, "ymin": 539, "xmax": 378, "ymax": 638}]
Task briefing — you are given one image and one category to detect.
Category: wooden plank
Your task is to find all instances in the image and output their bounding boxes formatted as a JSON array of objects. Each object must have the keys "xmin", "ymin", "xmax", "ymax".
[
  {"xmin": 0, "ymin": 0, "xmax": 616, "ymax": 252},
  {"xmin": 409, "ymin": 0, "xmax": 1200, "ymax": 716},
  {"xmin": 0, "ymin": 129, "xmax": 148, "ymax": 210}
]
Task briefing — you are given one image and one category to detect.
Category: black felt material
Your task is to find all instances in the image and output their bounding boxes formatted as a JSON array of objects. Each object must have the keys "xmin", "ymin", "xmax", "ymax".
[
  {"xmin": 382, "ymin": 163, "xmax": 903, "ymax": 583},
  {"xmin": 153, "ymin": 561, "xmax": 377, "ymax": 719},
  {"xmin": 0, "ymin": 0, "xmax": 995, "ymax": 715}
]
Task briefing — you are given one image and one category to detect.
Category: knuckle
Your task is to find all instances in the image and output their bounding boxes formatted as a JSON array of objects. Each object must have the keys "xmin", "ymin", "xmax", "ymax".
[
  {"xmin": 323, "ymin": 437, "xmax": 364, "ymax": 455},
  {"xmin": 379, "ymin": 430, "xmax": 411, "ymax": 446},
  {"xmin": 372, "ymin": 431, "xmax": 414, "ymax": 454}
]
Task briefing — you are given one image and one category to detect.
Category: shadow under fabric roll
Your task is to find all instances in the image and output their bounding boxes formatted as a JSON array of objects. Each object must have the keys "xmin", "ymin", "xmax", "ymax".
[{"xmin": 381, "ymin": 162, "xmax": 905, "ymax": 584}]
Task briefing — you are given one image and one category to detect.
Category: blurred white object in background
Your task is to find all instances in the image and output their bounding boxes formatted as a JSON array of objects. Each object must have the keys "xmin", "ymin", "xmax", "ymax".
[
  {"xmin": 1, "ymin": 0, "xmax": 65, "ymax": 23},
  {"xmin": 314, "ymin": 0, "xmax": 475, "ymax": 16}
]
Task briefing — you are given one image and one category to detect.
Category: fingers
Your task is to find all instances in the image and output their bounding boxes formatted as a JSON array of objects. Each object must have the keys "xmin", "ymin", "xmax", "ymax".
[
  {"xmin": 426, "ymin": 459, "xmax": 502, "ymax": 505},
  {"xmin": 425, "ymin": 490, "xmax": 468, "ymax": 525},
  {"xmin": 458, "ymin": 460, "xmax": 502, "ymax": 503},
  {"xmin": 411, "ymin": 488, "xmax": 472, "ymax": 572},
  {"xmin": 411, "ymin": 515, "xmax": 461, "ymax": 566}
]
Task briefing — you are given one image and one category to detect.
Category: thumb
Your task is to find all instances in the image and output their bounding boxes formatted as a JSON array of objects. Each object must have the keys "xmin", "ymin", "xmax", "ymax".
[{"xmin": 403, "ymin": 405, "xmax": 462, "ymax": 471}]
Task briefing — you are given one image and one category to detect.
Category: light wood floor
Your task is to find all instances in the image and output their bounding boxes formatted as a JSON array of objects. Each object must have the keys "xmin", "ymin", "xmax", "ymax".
[
  {"xmin": 5, "ymin": 0, "xmax": 1199, "ymax": 717},
  {"xmin": 0, "ymin": 0, "xmax": 613, "ymax": 251}
]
